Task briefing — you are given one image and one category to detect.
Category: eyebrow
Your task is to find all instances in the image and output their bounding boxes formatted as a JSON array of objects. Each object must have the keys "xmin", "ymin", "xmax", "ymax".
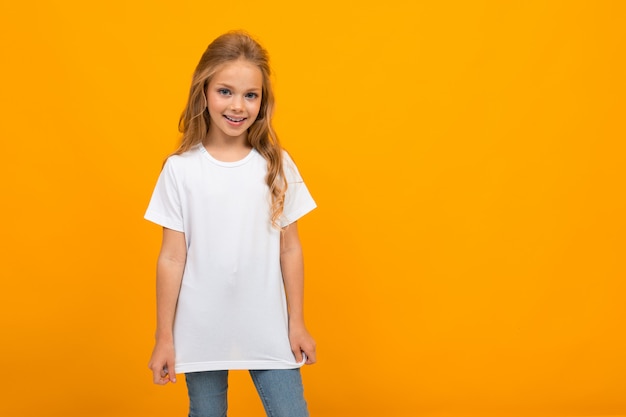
[{"xmin": 214, "ymin": 83, "xmax": 261, "ymax": 92}]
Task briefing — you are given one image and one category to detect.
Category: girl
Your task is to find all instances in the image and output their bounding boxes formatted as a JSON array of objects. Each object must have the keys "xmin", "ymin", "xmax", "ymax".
[{"xmin": 145, "ymin": 31, "xmax": 316, "ymax": 417}]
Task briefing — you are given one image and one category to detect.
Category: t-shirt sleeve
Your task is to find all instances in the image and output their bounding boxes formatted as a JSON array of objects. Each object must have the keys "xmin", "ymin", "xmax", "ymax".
[
  {"xmin": 280, "ymin": 153, "xmax": 317, "ymax": 227},
  {"xmin": 144, "ymin": 158, "xmax": 185, "ymax": 232}
]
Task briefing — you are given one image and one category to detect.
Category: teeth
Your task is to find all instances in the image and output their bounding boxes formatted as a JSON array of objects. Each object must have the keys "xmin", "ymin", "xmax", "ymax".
[{"xmin": 225, "ymin": 116, "xmax": 245, "ymax": 122}]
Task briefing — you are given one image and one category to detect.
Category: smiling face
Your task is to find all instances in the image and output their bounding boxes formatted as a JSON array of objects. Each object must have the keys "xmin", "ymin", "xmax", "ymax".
[{"xmin": 205, "ymin": 58, "xmax": 263, "ymax": 146}]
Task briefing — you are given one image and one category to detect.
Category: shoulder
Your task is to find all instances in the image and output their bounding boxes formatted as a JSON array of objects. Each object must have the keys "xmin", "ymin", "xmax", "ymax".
[
  {"xmin": 281, "ymin": 149, "xmax": 304, "ymax": 183},
  {"xmin": 281, "ymin": 149, "xmax": 298, "ymax": 169},
  {"xmin": 164, "ymin": 144, "xmax": 203, "ymax": 171}
]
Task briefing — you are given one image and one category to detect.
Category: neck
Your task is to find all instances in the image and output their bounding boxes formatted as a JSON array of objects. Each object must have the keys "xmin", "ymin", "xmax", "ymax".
[{"xmin": 203, "ymin": 132, "xmax": 252, "ymax": 163}]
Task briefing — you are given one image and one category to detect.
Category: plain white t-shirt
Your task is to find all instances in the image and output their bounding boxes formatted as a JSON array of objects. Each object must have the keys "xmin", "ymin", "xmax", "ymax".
[{"xmin": 145, "ymin": 143, "xmax": 316, "ymax": 373}]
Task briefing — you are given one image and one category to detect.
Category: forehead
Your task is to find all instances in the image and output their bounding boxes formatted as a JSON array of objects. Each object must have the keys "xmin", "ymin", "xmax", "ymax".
[{"xmin": 210, "ymin": 59, "xmax": 263, "ymax": 89}]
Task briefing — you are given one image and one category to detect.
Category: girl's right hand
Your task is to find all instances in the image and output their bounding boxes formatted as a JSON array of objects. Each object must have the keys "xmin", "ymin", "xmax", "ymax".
[{"xmin": 148, "ymin": 340, "xmax": 177, "ymax": 385}]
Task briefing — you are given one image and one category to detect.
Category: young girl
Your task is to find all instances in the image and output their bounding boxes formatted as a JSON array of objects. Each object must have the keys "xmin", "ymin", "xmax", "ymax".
[{"xmin": 145, "ymin": 31, "xmax": 316, "ymax": 417}]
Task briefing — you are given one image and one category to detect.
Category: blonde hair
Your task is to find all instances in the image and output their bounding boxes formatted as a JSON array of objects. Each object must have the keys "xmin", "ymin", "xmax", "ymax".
[{"xmin": 172, "ymin": 31, "xmax": 287, "ymax": 229}]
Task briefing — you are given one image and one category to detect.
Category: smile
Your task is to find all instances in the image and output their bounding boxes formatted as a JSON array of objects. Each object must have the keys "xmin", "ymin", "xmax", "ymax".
[{"xmin": 224, "ymin": 115, "xmax": 246, "ymax": 122}]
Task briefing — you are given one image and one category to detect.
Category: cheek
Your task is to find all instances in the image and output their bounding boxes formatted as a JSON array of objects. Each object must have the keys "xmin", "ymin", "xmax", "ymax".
[
  {"xmin": 207, "ymin": 95, "xmax": 224, "ymax": 114},
  {"xmin": 207, "ymin": 93, "xmax": 218, "ymax": 106},
  {"xmin": 249, "ymin": 102, "xmax": 262, "ymax": 118}
]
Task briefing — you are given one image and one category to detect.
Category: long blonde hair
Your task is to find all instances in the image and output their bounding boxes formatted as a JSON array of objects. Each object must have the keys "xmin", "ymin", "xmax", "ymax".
[{"xmin": 173, "ymin": 31, "xmax": 287, "ymax": 229}]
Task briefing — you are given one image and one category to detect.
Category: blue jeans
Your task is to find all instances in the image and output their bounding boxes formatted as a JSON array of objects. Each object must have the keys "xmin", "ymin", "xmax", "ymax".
[{"xmin": 185, "ymin": 369, "xmax": 309, "ymax": 417}]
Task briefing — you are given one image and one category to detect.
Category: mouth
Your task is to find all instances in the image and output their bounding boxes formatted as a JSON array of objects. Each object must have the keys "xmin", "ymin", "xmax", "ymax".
[{"xmin": 224, "ymin": 115, "xmax": 246, "ymax": 123}]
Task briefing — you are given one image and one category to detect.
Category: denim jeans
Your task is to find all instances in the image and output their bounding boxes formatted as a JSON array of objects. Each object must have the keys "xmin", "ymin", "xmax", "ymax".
[{"xmin": 185, "ymin": 369, "xmax": 309, "ymax": 417}]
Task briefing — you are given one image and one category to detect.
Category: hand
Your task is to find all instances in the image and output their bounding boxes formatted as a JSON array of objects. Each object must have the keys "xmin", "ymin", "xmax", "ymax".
[
  {"xmin": 148, "ymin": 340, "xmax": 177, "ymax": 384},
  {"xmin": 289, "ymin": 322, "xmax": 317, "ymax": 365}
]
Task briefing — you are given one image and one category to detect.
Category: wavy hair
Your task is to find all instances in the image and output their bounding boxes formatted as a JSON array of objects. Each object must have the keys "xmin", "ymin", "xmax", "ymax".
[{"xmin": 172, "ymin": 31, "xmax": 287, "ymax": 229}]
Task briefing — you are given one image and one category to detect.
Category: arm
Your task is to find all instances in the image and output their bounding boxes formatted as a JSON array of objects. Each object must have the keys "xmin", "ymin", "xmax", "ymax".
[
  {"xmin": 280, "ymin": 221, "xmax": 317, "ymax": 364},
  {"xmin": 148, "ymin": 227, "xmax": 187, "ymax": 384}
]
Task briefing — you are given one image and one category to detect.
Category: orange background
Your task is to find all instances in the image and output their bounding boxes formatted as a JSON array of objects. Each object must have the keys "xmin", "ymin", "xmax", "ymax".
[{"xmin": 1, "ymin": 1, "xmax": 625, "ymax": 416}]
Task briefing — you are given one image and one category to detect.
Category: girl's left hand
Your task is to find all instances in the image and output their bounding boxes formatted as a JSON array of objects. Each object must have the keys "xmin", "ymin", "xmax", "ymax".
[{"xmin": 289, "ymin": 322, "xmax": 317, "ymax": 365}]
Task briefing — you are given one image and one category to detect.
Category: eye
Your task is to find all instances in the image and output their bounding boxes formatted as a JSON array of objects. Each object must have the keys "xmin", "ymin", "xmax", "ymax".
[
  {"xmin": 217, "ymin": 88, "xmax": 231, "ymax": 96},
  {"xmin": 245, "ymin": 92, "xmax": 259, "ymax": 99}
]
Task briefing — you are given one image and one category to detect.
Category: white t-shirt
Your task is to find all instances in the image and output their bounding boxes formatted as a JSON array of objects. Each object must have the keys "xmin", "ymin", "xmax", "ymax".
[{"xmin": 145, "ymin": 143, "xmax": 316, "ymax": 373}]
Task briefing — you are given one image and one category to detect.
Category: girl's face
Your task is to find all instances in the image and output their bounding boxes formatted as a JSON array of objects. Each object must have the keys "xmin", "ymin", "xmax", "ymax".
[{"xmin": 205, "ymin": 59, "xmax": 263, "ymax": 145}]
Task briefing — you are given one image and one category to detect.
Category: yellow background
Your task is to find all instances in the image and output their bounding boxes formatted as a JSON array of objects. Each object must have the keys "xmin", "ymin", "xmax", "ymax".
[{"xmin": 1, "ymin": 1, "xmax": 625, "ymax": 416}]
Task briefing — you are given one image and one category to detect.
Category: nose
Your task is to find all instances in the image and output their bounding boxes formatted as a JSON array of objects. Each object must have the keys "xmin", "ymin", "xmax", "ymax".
[{"xmin": 230, "ymin": 95, "xmax": 244, "ymax": 111}]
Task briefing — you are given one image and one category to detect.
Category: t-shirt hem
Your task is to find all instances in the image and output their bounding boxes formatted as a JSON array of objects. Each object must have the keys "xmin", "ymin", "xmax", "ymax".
[
  {"xmin": 176, "ymin": 360, "xmax": 305, "ymax": 374},
  {"xmin": 144, "ymin": 211, "xmax": 184, "ymax": 232},
  {"xmin": 281, "ymin": 203, "xmax": 317, "ymax": 227}
]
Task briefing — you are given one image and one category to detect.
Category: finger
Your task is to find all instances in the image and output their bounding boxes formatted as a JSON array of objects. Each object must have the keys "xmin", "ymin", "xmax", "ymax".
[
  {"xmin": 152, "ymin": 365, "xmax": 166, "ymax": 385},
  {"xmin": 292, "ymin": 344, "xmax": 303, "ymax": 362},
  {"xmin": 304, "ymin": 344, "xmax": 316, "ymax": 364},
  {"xmin": 166, "ymin": 361, "xmax": 177, "ymax": 383}
]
